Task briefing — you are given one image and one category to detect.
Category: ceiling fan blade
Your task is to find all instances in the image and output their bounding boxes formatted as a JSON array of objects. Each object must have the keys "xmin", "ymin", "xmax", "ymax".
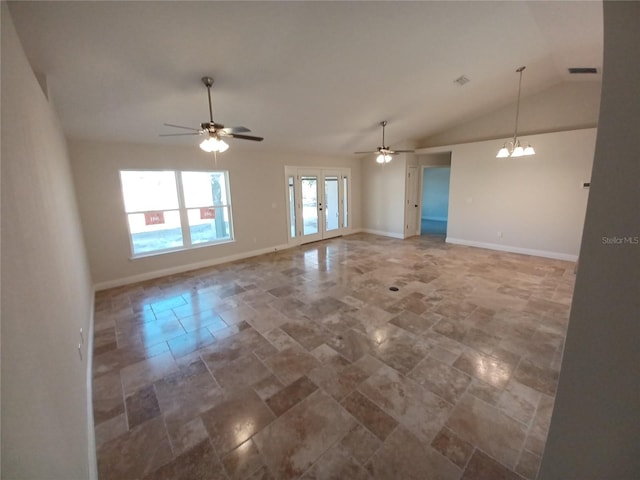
[
  {"xmin": 221, "ymin": 126, "xmax": 251, "ymax": 134},
  {"xmin": 392, "ymin": 149, "xmax": 415, "ymax": 153},
  {"xmin": 227, "ymin": 133, "xmax": 264, "ymax": 142},
  {"xmin": 159, "ymin": 132, "xmax": 201, "ymax": 137},
  {"xmin": 354, "ymin": 151, "xmax": 377, "ymax": 154},
  {"xmin": 163, "ymin": 123, "xmax": 200, "ymax": 131}
]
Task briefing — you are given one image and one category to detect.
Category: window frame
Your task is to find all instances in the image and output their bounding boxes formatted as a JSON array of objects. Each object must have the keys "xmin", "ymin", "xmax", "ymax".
[{"xmin": 119, "ymin": 169, "xmax": 235, "ymax": 258}]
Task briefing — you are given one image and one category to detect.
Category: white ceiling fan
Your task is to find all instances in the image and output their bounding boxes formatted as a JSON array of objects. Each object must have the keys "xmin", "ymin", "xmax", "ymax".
[
  {"xmin": 160, "ymin": 76, "xmax": 263, "ymax": 153},
  {"xmin": 355, "ymin": 121, "xmax": 414, "ymax": 163}
]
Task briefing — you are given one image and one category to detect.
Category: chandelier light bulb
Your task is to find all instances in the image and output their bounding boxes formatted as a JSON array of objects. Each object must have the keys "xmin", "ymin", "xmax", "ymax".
[
  {"xmin": 218, "ymin": 140, "xmax": 229, "ymax": 152},
  {"xmin": 523, "ymin": 144, "xmax": 535, "ymax": 156},
  {"xmin": 376, "ymin": 154, "xmax": 385, "ymax": 164},
  {"xmin": 496, "ymin": 145, "xmax": 510, "ymax": 158},
  {"xmin": 200, "ymin": 136, "xmax": 230, "ymax": 153},
  {"xmin": 200, "ymin": 137, "xmax": 214, "ymax": 152},
  {"xmin": 511, "ymin": 142, "xmax": 524, "ymax": 157}
]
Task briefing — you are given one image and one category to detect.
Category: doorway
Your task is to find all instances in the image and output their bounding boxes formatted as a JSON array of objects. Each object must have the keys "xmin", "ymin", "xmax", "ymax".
[
  {"xmin": 421, "ymin": 166, "xmax": 450, "ymax": 235},
  {"xmin": 285, "ymin": 167, "xmax": 351, "ymax": 245}
]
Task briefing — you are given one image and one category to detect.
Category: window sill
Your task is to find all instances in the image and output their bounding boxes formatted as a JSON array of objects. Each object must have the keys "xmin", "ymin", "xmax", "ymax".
[{"xmin": 129, "ymin": 239, "xmax": 236, "ymax": 261}]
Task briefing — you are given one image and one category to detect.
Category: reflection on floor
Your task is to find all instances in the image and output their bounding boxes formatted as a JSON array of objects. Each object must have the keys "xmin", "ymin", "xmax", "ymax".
[{"xmin": 92, "ymin": 233, "xmax": 573, "ymax": 479}]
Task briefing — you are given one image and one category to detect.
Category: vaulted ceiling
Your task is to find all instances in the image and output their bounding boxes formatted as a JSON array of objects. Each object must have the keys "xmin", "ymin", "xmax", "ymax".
[{"xmin": 8, "ymin": 1, "xmax": 603, "ymax": 156}]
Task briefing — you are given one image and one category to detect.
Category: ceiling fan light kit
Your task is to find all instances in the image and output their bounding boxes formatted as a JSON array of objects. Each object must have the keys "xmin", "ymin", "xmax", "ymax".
[
  {"xmin": 376, "ymin": 154, "xmax": 392, "ymax": 164},
  {"xmin": 356, "ymin": 120, "xmax": 414, "ymax": 164},
  {"xmin": 200, "ymin": 137, "xmax": 229, "ymax": 153},
  {"xmin": 161, "ymin": 76, "xmax": 263, "ymax": 154},
  {"xmin": 496, "ymin": 66, "xmax": 535, "ymax": 158}
]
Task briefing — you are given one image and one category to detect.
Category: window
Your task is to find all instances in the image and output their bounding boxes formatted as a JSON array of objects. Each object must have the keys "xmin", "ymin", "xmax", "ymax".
[{"xmin": 120, "ymin": 170, "xmax": 233, "ymax": 256}]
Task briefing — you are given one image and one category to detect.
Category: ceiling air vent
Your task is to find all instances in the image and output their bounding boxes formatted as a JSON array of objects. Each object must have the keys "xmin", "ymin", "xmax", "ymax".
[
  {"xmin": 568, "ymin": 67, "xmax": 598, "ymax": 74},
  {"xmin": 454, "ymin": 75, "xmax": 470, "ymax": 86}
]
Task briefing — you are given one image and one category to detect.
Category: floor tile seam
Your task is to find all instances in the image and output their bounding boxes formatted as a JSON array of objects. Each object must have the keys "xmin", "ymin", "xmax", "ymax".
[
  {"xmin": 266, "ymin": 327, "xmax": 307, "ymax": 353},
  {"xmin": 155, "ymin": 390, "xmax": 180, "ymax": 459},
  {"xmin": 404, "ymin": 353, "xmax": 473, "ymax": 394},
  {"xmin": 423, "ymin": 431, "xmax": 469, "ymax": 480},
  {"xmin": 449, "ymin": 380, "xmax": 534, "ymax": 463},
  {"xmin": 249, "ymin": 389, "xmax": 340, "ymax": 479},
  {"xmin": 339, "ymin": 390, "xmax": 398, "ymax": 441},
  {"xmin": 453, "ymin": 444, "xmax": 478, "ymax": 480},
  {"xmin": 512, "ymin": 442, "xmax": 539, "ymax": 480},
  {"xmin": 210, "ymin": 435, "xmax": 234, "ymax": 480},
  {"xmin": 353, "ymin": 369, "xmax": 455, "ymax": 434},
  {"xmin": 118, "ymin": 365, "xmax": 131, "ymax": 433},
  {"xmin": 199, "ymin": 351, "xmax": 224, "ymax": 391},
  {"xmin": 248, "ymin": 349, "xmax": 296, "ymax": 414},
  {"xmin": 519, "ymin": 391, "xmax": 554, "ymax": 455},
  {"xmin": 353, "ymin": 420, "xmax": 398, "ymax": 468},
  {"xmin": 296, "ymin": 414, "xmax": 378, "ymax": 479},
  {"xmin": 467, "ymin": 446, "xmax": 528, "ymax": 480}
]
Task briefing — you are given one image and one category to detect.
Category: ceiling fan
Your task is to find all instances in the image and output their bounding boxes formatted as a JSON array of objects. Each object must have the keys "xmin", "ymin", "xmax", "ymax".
[
  {"xmin": 355, "ymin": 121, "xmax": 414, "ymax": 163},
  {"xmin": 161, "ymin": 76, "xmax": 263, "ymax": 152}
]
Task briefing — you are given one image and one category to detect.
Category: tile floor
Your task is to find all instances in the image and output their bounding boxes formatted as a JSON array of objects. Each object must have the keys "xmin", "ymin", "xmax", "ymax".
[{"xmin": 92, "ymin": 233, "xmax": 574, "ymax": 480}]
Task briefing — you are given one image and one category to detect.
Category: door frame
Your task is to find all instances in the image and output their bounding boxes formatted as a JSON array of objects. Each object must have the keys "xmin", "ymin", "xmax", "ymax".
[
  {"xmin": 284, "ymin": 166, "xmax": 352, "ymax": 246},
  {"xmin": 404, "ymin": 166, "xmax": 420, "ymax": 238}
]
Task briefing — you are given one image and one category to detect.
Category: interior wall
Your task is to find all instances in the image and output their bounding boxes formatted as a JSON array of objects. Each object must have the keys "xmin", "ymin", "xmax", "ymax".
[
  {"xmin": 443, "ymin": 128, "xmax": 596, "ymax": 260},
  {"xmin": 538, "ymin": 2, "xmax": 640, "ymax": 478},
  {"xmin": 422, "ymin": 81, "xmax": 602, "ymax": 148},
  {"xmin": 421, "ymin": 167, "xmax": 451, "ymax": 222},
  {"xmin": 361, "ymin": 154, "xmax": 407, "ymax": 238},
  {"xmin": 68, "ymin": 140, "xmax": 361, "ymax": 288},
  {"xmin": 1, "ymin": 6, "xmax": 95, "ymax": 479},
  {"xmin": 418, "ymin": 152, "xmax": 451, "ymax": 167}
]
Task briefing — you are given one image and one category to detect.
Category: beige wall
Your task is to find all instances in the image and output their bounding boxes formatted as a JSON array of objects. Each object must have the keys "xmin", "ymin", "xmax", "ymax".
[
  {"xmin": 539, "ymin": 2, "xmax": 640, "ymax": 478},
  {"xmin": 440, "ymin": 128, "xmax": 596, "ymax": 260},
  {"xmin": 69, "ymin": 140, "xmax": 361, "ymax": 288},
  {"xmin": 422, "ymin": 81, "xmax": 602, "ymax": 148},
  {"xmin": 1, "ymin": 6, "xmax": 96, "ymax": 479},
  {"xmin": 361, "ymin": 154, "xmax": 408, "ymax": 238}
]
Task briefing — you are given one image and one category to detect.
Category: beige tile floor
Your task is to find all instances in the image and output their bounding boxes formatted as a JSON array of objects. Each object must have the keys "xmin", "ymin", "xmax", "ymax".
[{"xmin": 92, "ymin": 233, "xmax": 574, "ymax": 480}]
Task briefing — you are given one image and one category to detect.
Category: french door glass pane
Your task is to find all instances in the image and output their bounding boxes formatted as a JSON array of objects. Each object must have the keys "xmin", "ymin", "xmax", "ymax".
[
  {"xmin": 187, "ymin": 207, "xmax": 231, "ymax": 244},
  {"xmin": 127, "ymin": 210, "xmax": 183, "ymax": 254},
  {"xmin": 301, "ymin": 176, "xmax": 318, "ymax": 235},
  {"xmin": 288, "ymin": 176, "xmax": 296, "ymax": 238},
  {"xmin": 343, "ymin": 176, "xmax": 348, "ymax": 228},
  {"xmin": 324, "ymin": 176, "xmax": 339, "ymax": 231}
]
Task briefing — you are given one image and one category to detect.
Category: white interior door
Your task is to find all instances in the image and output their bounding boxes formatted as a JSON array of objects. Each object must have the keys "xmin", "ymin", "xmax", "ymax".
[{"xmin": 285, "ymin": 167, "xmax": 350, "ymax": 245}]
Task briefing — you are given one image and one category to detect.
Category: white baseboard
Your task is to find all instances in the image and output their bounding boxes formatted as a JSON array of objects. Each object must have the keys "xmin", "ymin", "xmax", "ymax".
[
  {"xmin": 94, "ymin": 243, "xmax": 292, "ymax": 290},
  {"xmin": 361, "ymin": 228, "xmax": 405, "ymax": 239},
  {"xmin": 446, "ymin": 237, "xmax": 578, "ymax": 262}
]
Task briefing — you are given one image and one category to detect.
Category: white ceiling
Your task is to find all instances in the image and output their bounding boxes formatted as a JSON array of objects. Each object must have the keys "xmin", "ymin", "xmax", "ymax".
[{"xmin": 8, "ymin": 1, "xmax": 603, "ymax": 156}]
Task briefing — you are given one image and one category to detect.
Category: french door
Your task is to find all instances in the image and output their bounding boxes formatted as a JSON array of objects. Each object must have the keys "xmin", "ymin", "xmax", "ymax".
[{"xmin": 285, "ymin": 167, "xmax": 351, "ymax": 245}]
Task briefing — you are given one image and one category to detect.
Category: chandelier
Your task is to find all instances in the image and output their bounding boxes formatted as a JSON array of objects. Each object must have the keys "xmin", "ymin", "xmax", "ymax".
[{"xmin": 496, "ymin": 66, "xmax": 535, "ymax": 158}]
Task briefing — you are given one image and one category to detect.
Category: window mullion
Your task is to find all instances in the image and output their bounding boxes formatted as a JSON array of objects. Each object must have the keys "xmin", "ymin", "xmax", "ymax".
[{"xmin": 175, "ymin": 171, "xmax": 192, "ymax": 247}]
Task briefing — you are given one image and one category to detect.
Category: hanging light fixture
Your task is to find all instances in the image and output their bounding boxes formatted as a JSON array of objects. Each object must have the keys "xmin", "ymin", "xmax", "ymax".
[
  {"xmin": 497, "ymin": 66, "xmax": 535, "ymax": 158},
  {"xmin": 199, "ymin": 135, "xmax": 229, "ymax": 153},
  {"xmin": 376, "ymin": 153, "xmax": 392, "ymax": 164}
]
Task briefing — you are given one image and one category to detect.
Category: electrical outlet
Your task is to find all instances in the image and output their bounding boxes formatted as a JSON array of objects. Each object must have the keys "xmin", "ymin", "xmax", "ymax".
[{"xmin": 497, "ymin": 231, "xmax": 503, "ymax": 239}]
